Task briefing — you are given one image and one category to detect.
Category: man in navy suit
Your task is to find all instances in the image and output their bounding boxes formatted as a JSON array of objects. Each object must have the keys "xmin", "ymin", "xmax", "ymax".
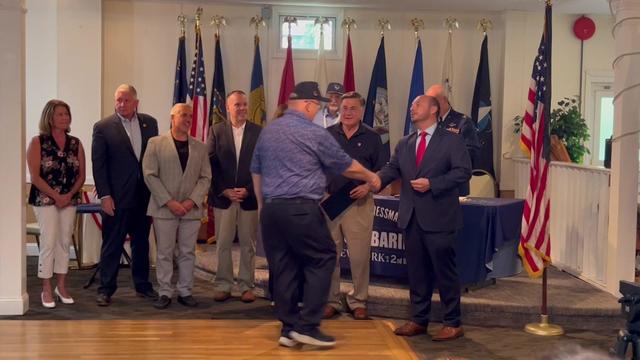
[
  {"xmin": 92, "ymin": 84, "xmax": 159, "ymax": 306},
  {"xmin": 376, "ymin": 95, "xmax": 471, "ymax": 341}
]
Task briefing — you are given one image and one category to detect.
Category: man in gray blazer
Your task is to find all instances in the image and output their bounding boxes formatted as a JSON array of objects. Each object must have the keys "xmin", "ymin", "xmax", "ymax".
[{"xmin": 142, "ymin": 103, "xmax": 211, "ymax": 309}]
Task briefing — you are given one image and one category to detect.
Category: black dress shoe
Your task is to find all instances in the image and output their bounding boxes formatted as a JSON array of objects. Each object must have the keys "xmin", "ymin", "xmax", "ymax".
[
  {"xmin": 153, "ymin": 295, "xmax": 171, "ymax": 309},
  {"xmin": 177, "ymin": 295, "xmax": 198, "ymax": 307},
  {"xmin": 96, "ymin": 293, "xmax": 111, "ymax": 307},
  {"xmin": 136, "ymin": 289, "xmax": 159, "ymax": 300}
]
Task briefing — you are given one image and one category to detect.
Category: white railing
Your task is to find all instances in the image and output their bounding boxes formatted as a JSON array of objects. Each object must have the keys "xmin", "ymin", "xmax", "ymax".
[{"xmin": 514, "ymin": 157, "xmax": 611, "ymax": 290}]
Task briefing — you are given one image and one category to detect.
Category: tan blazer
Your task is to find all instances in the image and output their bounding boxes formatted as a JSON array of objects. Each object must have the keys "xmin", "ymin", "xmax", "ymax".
[{"xmin": 142, "ymin": 131, "xmax": 212, "ymax": 220}]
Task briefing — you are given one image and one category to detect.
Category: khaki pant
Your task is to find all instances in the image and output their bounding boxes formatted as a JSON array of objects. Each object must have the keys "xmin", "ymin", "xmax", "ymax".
[
  {"xmin": 213, "ymin": 203, "xmax": 258, "ymax": 293},
  {"xmin": 153, "ymin": 217, "xmax": 200, "ymax": 297},
  {"xmin": 33, "ymin": 205, "xmax": 76, "ymax": 279},
  {"xmin": 326, "ymin": 194, "xmax": 374, "ymax": 310}
]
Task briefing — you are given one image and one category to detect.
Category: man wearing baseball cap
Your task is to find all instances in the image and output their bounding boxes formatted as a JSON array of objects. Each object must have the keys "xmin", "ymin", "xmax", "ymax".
[
  {"xmin": 312, "ymin": 82, "xmax": 345, "ymax": 128},
  {"xmin": 251, "ymin": 81, "xmax": 380, "ymax": 348}
]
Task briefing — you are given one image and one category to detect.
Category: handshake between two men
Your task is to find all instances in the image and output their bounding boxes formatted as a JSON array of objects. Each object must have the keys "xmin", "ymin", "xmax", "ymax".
[{"xmin": 341, "ymin": 159, "xmax": 431, "ymax": 198}]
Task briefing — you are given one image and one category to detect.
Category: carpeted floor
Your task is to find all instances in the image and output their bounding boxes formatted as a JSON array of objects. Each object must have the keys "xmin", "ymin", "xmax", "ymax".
[{"xmin": 0, "ymin": 255, "xmax": 624, "ymax": 359}]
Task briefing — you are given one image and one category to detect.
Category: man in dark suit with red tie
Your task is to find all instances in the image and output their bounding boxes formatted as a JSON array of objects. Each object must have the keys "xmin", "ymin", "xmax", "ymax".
[
  {"xmin": 376, "ymin": 95, "xmax": 471, "ymax": 341},
  {"xmin": 92, "ymin": 84, "xmax": 159, "ymax": 306}
]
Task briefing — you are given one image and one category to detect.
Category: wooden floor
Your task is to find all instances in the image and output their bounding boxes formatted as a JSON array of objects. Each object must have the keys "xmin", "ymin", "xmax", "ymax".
[{"xmin": 0, "ymin": 319, "xmax": 419, "ymax": 359}]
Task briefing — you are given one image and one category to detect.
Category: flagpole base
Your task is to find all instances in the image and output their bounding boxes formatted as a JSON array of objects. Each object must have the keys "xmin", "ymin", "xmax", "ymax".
[{"xmin": 524, "ymin": 315, "xmax": 564, "ymax": 336}]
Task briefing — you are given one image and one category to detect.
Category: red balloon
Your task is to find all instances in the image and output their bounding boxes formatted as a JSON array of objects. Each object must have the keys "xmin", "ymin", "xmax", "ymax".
[{"xmin": 574, "ymin": 16, "xmax": 596, "ymax": 41}]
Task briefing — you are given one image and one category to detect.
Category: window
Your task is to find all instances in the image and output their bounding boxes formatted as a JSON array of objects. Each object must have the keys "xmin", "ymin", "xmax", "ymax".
[
  {"xmin": 271, "ymin": 7, "xmax": 343, "ymax": 59},
  {"xmin": 279, "ymin": 16, "xmax": 335, "ymax": 51}
]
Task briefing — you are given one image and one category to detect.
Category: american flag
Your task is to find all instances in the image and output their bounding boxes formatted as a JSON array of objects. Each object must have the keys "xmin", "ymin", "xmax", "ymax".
[
  {"xmin": 188, "ymin": 26, "xmax": 208, "ymax": 141},
  {"xmin": 519, "ymin": 3, "xmax": 552, "ymax": 278}
]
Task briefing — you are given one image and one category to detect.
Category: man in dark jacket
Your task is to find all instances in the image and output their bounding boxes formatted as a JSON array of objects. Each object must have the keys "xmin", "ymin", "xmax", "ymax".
[
  {"xmin": 377, "ymin": 95, "xmax": 471, "ymax": 341},
  {"xmin": 92, "ymin": 84, "xmax": 158, "ymax": 306},
  {"xmin": 207, "ymin": 90, "xmax": 261, "ymax": 303}
]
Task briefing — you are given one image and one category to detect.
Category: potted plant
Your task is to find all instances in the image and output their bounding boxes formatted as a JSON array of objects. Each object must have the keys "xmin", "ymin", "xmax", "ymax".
[{"xmin": 512, "ymin": 96, "xmax": 590, "ymax": 164}]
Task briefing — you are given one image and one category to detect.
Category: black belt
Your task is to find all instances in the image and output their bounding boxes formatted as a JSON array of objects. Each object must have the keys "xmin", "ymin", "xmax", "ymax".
[{"xmin": 264, "ymin": 197, "xmax": 318, "ymax": 205}]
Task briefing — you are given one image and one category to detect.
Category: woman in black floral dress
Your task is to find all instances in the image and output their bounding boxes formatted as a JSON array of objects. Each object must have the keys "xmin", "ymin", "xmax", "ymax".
[{"xmin": 27, "ymin": 100, "xmax": 85, "ymax": 308}]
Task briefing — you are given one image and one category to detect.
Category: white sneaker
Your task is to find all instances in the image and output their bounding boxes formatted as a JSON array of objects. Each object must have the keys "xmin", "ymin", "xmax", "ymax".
[{"xmin": 278, "ymin": 335, "xmax": 298, "ymax": 347}]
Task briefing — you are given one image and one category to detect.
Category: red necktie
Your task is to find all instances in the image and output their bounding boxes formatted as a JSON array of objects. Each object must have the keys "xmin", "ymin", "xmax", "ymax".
[{"xmin": 416, "ymin": 131, "xmax": 428, "ymax": 167}]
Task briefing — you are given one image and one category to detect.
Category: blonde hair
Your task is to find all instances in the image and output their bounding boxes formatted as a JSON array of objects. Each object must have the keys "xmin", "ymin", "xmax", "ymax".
[{"xmin": 39, "ymin": 99, "xmax": 71, "ymax": 135}]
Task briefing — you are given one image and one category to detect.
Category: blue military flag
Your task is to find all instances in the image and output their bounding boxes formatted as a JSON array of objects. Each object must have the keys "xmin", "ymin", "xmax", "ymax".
[
  {"xmin": 404, "ymin": 39, "xmax": 424, "ymax": 136},
  {"xmin": 249, "ymin": 35, "xmax": 266, "ymax": 126},
  {"xmin": 470, "ymin": 34, "xmax": 495, "ymax": 176},
  {"xmin": 209, "ymin": 33, "xmax": 227, "ymax": 125},
  {"xmin": 172, "ymin": 34, "xmax": 188, "ymax": 105},
  {"xmin": 363, "ymin": 37, "xmax": 390, "ymax": 156}
]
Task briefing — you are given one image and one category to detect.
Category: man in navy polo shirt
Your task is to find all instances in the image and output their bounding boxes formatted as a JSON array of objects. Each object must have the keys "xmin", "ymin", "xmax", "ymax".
[{"xmin": 251, "ymin": 81, "xmax": 380, "ymax": 348}]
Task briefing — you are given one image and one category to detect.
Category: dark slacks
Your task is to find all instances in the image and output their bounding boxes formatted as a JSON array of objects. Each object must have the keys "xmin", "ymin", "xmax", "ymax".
[
  {"xmin": 261, "ymin": 199, "xmax": 336, "ymax": 335},
  {"xmin": 405, "ymin": 214, "xmax": 461, "ymax": 327},
  {"xmin": 98, "ymin": 203, "xmax": 153, "ymax": 296}
]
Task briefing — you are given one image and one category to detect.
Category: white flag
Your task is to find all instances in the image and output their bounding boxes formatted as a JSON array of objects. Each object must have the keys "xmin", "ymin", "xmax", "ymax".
[
  {"xmin": 442, "ymin": 30, "xmax": 454, "ymax": 104},
  {"xmin": 314, "ymin": 26, "xmax": 328, "ymax": 93}
]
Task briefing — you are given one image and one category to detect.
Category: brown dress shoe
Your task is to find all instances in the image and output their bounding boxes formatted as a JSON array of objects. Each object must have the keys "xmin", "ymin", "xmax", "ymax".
[
  {"xmin": 394, "ymin": 321, "xmax": 427, "ymax": 336},
  {"xmin": 213, "ymin": 291, "xmax": 231, "ymax": 302},
  {"xmin": 432, "ymin": 326, "xmax": 464, "ymax": 341},
  {"xmin": 322, "ymin": 305, "xmax": 338, "ymax": 319},
  {"xmin": 352, "ymin": 307, "xmax": 369, "ymax": 320},
  {"xmin": 240, "ymin": 290, "xmax": 256, "ymax": 303}
]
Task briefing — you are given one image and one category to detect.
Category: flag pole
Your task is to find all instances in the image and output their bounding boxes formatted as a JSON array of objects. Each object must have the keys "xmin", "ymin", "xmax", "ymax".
[
  {"xmin": 523, "ymin": 0, "xmax": 564, "ymax": 336},
  {"xmin": 524, "ymin": 267, "xmax": 564, "ymax": 336}
]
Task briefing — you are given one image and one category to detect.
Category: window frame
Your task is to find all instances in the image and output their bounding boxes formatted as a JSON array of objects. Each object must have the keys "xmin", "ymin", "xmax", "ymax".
[{"xmin": 270, "ymin": 6, "xmax": 344, "ymax": 60}]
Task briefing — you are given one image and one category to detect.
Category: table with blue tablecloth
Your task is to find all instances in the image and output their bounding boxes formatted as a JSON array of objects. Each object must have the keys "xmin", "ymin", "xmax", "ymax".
[
  {"xmin": 356, "ymin": 196, "xmax": 524, "ymax": 285},
  {"xmin": 256, "ymin": 196, "xmax": 524, "ymax": 286}
]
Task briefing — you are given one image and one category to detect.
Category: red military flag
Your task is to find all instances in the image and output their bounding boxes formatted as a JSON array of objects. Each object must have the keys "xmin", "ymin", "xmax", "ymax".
[
  {"xmin": 277, "ymin": 34, "xmax": 295, "ymax": 106},
  {"xmin": 519, "ymin": 2, "xmax": 553, "ymax": 278},
  {"xmin": 343, "ymin": 34, "xmax": 355, "ymax": 92}
]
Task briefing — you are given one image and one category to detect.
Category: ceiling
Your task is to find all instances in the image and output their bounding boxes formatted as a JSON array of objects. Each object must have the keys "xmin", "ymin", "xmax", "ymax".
[{"xmin": 220, "ymin": 0, "xmax": 611, "ymax": 14}]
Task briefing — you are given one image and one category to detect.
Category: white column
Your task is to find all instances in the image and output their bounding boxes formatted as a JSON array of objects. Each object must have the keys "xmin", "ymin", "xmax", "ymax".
[
  {"xmin": 0, "ymin": 0, "xmax": 28, "ymax": 315},
  {"xmin": 606, "ymin": 0, "xmax": 640, "ymax": 295}
]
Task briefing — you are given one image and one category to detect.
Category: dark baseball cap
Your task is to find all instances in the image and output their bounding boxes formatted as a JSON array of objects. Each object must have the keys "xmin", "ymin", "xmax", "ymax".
[
  {"xmin": 289, "ymin": 81, "xmax": 330, "ymax": 102},
  {"xmin": 326, "ymin": 82, "xmax": 345, "ymax": 95}
]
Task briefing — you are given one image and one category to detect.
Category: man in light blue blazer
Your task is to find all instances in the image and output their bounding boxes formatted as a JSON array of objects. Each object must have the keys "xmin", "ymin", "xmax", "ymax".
[{"xmin": 142, "ymin": 103, "xmax": 211, "ymax": 309}]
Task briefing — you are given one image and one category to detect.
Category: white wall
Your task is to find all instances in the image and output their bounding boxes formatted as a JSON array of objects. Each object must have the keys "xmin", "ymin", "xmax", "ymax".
[
  {"xmin": 25, "ymin": 0, "xmax": 101, "ymax": 182},
  {"xmin": 25, "ymin": 1, "xmax": 614, "ymax": 190}
]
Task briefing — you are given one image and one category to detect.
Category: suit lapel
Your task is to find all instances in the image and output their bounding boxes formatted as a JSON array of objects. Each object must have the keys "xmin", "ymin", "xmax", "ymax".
[
  {"xmin": 224, "ymin": 121, "xmax": 239, "ymax": 172},
  {"xmin": 139, "ymin": 114, "xmax": 152, "ymax": 158},
  {"xmin": 418, "ymin": 128, "xmax": 444, "ymax": 173},
  {"xmin": 111, "ymin": 115, "xmax": 137, "ymax": 159},
  {"xmin": 181, "ymin": 137, "xmax": 198, "ymax": 183},
  {"xmin": 237, "ymin": 123, "xmax": 254, "ymax": 170},
  {"xmin": 406, "ymin": 132, "xmax": 418, "ymax": 176}
]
